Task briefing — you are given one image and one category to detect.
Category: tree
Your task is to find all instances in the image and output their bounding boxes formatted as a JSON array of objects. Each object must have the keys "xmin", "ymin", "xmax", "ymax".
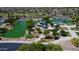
[
  {"xmin": 0, "ymin": 38, "xmax": 2, "ymax": 40},
  {"xmin": 75, "ymin": 16, "xmax": 79, "ymax": 24},
  {"xmin": 74, "ymin": 16, "xmax": 79, "ymax": 29},
  {"xmin": 36, "ymin": 28, "xmax": 42, "ymax": 34},
  {"xmin": 26, "ymin": 19, "xmax": 35, "ymax": 28},
  {"xmin": 43, "ymin": 29, "xmax": 50, "ymax": 38},
  {"xmin": 52, "ymin": 29, "xmax": 60, "ymax": 39},
  {"xmin": 0, "ymin": 28, "xmax": 8, "ymax": 36},
  {"xmin": 55, "ymin": 24, "xmax": 60, "ymax": 31},
  {"xmin": 43, "ymin": 16, "xmax": 50, "ymax": 23},
  {"xmin": 60, "ymin": 30, "xmax": 68, "ymax": 36},
  {"xmin": 46, "ymin": 43, "xmax": 63, "ymax": 51},
  {"xmin": 50, "ymin": 22, "xmax": 54, "ymax": 27},
  {"xmin": 17, "ymin": 44, "xmax": 29, "ymax": 51},
  {"xmin": 25, "ymin": 34, "xmax": 33, "ymax": 39},
  {"xmin": 17, "ymin": 42, "xmax": 63, "ymax": 51},
  {"xmin": 7, "ymin": 17, "xmax": 17, "ymax": 26},
  {"xmin": 17, "ymin": 42, "xmax": 45, "ymax": 51},
  {"xmin": 30, "ymin": 42, "xmax": 45, "ymax": 51}
]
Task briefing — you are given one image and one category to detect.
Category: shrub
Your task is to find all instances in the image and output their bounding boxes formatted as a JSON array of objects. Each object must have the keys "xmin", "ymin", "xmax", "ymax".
[
  {"xmin": 26, "ymin": 19, "xmax": 35, "ymax": 28},
  {"xmin": 25, "ymin": 34, "xmax": 33, "ymax": 39},
  {"xmin": 71, "ymin": 38, "xmax": 79, "ymax": 47},
  {"xmin": 46, "ymin": 43, "xmax": 63, "ymax": 51},
  {"xmin": 45, "ymin": 35, "xmax": 53, "ymax": 39},
  {"xmin": 17, "ymin": 42, "xmax": 63, "ymax": 51},
  {"xmin": 50, "ymin": 22, "xmax": 54, "ymax": 27},
  {"xmin": 0, "ymin": 28, "xmax": 8, "ymax": 34},
  {"xmin": 36, "ymin": 28, "xmax": 42, "ymax": 34},
  {"xmin": 43, "ymin": 16, "xmax": 51, "ymax": 23},
  {"xmin": 17, "ymin": 44, "xmax": 29, "ymax": 51},
  {"xmin": 43, "ymin": 29, "xmax": 50, "ymax": 36},
  {"xmin": 60, "ymin": 30, "xmax": 69, "ymax": 36}
]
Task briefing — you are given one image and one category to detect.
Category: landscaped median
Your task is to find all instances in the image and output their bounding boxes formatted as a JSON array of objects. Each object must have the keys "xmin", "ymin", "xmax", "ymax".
[{"xmin": 17, "ymin": 42, "xmax": 63, "ymax": 51}]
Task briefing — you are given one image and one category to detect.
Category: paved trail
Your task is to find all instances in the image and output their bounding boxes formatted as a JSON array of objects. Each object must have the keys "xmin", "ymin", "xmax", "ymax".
[{"xmin": 58, "ymin": 40, "xmax": 79, "ymax": 51}]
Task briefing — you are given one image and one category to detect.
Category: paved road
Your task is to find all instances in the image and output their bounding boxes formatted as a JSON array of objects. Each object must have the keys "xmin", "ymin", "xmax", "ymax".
[
  {"xmin": 58, "ymin": 40, "xmax": 79, "ymax": 51},
  {"xmin": 0, "ymin": 43, "xmax": 22, "ymax": 51}
]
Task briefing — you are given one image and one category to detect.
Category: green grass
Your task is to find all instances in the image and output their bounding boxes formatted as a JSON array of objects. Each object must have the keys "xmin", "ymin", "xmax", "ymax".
[{"xmin": 3, "ymin": 20, "xmax": 27, "ymax": 38}]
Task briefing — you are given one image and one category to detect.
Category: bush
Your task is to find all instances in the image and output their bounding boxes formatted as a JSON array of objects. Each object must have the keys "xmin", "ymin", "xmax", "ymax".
[
  {"xmin": 36, "ymin": 28, "xmax": 42, "ymax": 34},
  {"xmin": 50, "ymin": 22, "xmax": 54, "ymax": 27},
  {"xmin": 45, "ymin": 35, "xmax": 53, "ymax": 39},
  {"xmin": 0, "ymin": 28, "xmax": 8, "ymax": 34},
  {"xmin": 60, "ymin": 30, "xmax": 69, "ymax": 36},
  {"xmin": 17, "ymin": 44, "xmax": 29, "ymax": 51},
  {"xmin": 17, "ymin": 42, "xmax": 63, "ymax": 51},
  {"xmin": 43, "ymin": 16, "xmax": 51, "ymax": 23},
  {"xmin": 26, "ymin": 19, "xmax": 35, "ymax": 28},
  {"xmin": 43, "ymin": 29, "xmax": 50, "ymax": 36},
  {"xmin": 46, "ymin": 43, "xmax": 63, "ymax": 51},
  {"xmin": 71, "ymin": 38, "xmax": 79, "ymax": 47},
  {"xmin": 25, "ymin": 34, "xmax": 33, "ymax": 39}
]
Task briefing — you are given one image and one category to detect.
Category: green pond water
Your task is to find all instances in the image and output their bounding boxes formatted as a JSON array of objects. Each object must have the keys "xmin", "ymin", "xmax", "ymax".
[
  {"xmin": 3, "ymin": 20, "xmax": 27, "ymax": 38},
  {"xmin": 51, "ymin": 17, "xmax": 72, "ymax": 25}
]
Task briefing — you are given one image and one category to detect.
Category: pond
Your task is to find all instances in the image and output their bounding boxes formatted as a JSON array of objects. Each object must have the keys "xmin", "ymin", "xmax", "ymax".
[
  {"xmin": 51, "ymin": 17, "xmax": 72, "ymax": 25},
  {"xmin": 3, "ymin": 19, "xmax": 27, "ymax": 38}
]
